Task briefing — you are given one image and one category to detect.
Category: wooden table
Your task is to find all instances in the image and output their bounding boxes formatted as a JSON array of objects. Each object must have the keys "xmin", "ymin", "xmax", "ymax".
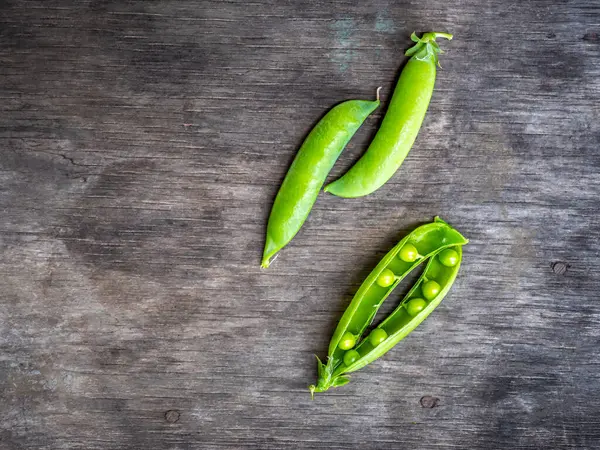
[{"xmin": 2, "ymin": 1, "xmax": 599, "ymax": 448}]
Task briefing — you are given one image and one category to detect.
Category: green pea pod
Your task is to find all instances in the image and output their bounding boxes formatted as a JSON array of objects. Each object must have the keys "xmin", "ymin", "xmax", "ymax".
[
  {"xmin": 340, "ymin": 245, "xmax": 463, "ymax": 374},
  {"xmin": 310, "ymin": 217, "xmax": 467, "ymax": 396},
  {"xmin": 261, "ymin": 91, "xmax": 380, "ymax": 268},
  {"xmin": 324, "ymin": 32, "xmax": 452, "ymax": 198}
]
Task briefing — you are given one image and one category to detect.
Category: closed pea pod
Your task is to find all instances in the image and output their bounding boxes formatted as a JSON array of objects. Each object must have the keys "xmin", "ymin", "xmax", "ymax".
[
  {"xmin": 261, "ymin": 91, "xmax": 380, "ymax": 268},
  {"xmin": 309, "ymin": 218, "xmax": 467, "ymax": 396},
  {"xmin": 324, "ymin": 32, "xmax": 452, "ymax": 198}
]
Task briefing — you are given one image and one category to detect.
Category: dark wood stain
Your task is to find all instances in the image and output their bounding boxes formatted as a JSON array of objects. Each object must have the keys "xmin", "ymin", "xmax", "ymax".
[{"xmin": 1, "ymin": 1, "xmax": 600, "ymax": 449}]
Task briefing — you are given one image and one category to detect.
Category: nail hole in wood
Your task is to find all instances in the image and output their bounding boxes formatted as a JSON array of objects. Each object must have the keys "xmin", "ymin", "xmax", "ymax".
[
  {"xmin": 420, "ymin": 395, "xmax": 439, "ymax": 408},
  {"xmin": 165, "ymin": 410, "xmax": 180, "ymax": 423},
  {"xmin": 551, "ymin": 261, "xmax": 570, "ymax": 275}
]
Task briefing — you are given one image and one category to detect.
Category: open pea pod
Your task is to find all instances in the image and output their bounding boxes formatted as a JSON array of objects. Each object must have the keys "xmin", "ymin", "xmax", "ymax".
[{"xmin": 310, "ymin": 217, "xmax": 467, "ymax": 397}]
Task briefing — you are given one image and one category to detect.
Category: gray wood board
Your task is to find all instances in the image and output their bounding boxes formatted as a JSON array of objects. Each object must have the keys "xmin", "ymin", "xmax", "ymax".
[{"xmin": 1, "ymin": 0, "xmax": 599, "ymax": 448}]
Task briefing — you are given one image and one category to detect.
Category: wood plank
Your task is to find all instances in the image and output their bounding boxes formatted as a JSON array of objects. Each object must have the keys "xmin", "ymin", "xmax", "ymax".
[{"xmin": 1, "ymin": 0, "xmax": 599, "ymax": 448}]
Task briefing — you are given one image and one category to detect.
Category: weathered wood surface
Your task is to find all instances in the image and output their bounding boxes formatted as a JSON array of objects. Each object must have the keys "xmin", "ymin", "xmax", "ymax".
[{"xmin": 1, "ymin": 1, "xmax": 599, "ymax": 449}]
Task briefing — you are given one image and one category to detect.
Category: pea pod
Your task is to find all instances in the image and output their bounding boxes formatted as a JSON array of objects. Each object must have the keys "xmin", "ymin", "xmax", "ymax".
[
  {"xmin": 339, "ymin": 245, "xmax": 463, "ymax": 375},
  {"xmin": 324, "ymin": 32, "xmax": 452, "ymax": 198},
  {"xmin": 310, "ymin": 218, "xmax": 467, "ymax": 396},
  {"xmin": 261, "ymin": 91, "xmax": 380, "ymax": 268}
]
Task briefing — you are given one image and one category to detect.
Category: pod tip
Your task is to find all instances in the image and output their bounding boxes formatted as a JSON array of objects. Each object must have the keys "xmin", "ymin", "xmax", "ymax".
[{"xmin": 261, "ymin": 252, "xmax": 279, "ymax": 268}]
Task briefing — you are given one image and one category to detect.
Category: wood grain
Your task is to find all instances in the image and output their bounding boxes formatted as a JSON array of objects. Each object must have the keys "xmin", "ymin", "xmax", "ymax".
[{"xmin": 1, "ymin": 0, "xmax": 600, "ymax": 448}]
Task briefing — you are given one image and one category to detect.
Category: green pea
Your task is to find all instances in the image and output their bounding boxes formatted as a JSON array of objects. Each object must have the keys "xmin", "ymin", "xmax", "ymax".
[
  {"xmin": 368, "ymin": 328, "xmax": 388, "ymax": 347},
  {"xmin": 422, "ymin": 280, "xmax": 441, "ymax": 300},
  {"xmin": 406, "ymin": 298, "xmax": 427, "ymax": 317},
  {"xmin": 343, "ymin": 349, "xmax": 360, "ymax": 366},
  {"xmin": 398, "ymin": 243, "xmax": 419, "ymax": 262},
  {"xmin": 261, "ymin": 94, "xmax": 380, "ymax": 268},
  {"xmin": 324, "ymin": 32, "xmax": 453, "ymax": 198},
  {"xmin": 338, "ymin": 332, "xmax": 356, "ymax": 350},
  {"xmin": 439, "ymin": 248, "xmax": 459, "ymax": 267},
  {"xmin": 376, "ymin": 269, "xmax": 396, "ymax": 287}
]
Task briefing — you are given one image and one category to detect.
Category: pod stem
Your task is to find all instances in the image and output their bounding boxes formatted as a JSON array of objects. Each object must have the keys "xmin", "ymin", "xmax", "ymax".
[
  {"xmin": 404, "ymin": 31, "xmax": 453, "ymax": 67},
  {"xmin": 309, "ymin": 356, "xmax": 349, "ymax": 398}
]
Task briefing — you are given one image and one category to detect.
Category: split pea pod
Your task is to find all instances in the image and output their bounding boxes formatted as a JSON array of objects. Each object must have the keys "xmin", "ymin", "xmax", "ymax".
[
  {"xmin": 310, "ymin": 217, "xmax": 467, "ymax": 396},
  {"xmin": 340, "ymin": 245, "xmax": 463, "ymax": 374},
  {"xmin": 261, "ymin": 91, "xmax": 380, "ymax": 268},
  {"xmin": 324, "ymin": 32, "xmax": 452, "ymax": 198}
]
